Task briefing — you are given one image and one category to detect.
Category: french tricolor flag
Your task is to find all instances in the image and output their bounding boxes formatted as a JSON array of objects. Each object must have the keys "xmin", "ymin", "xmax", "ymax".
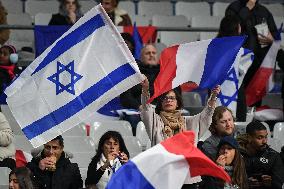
[
  {"xmin": 245, "ymin": 26, "xmax": 282, "ymax": 106},
  {"xmin": 148, "ymin": 36, "xmax": 246, "ymax": 103},
  {"xmin": 106, "ymin": 131, "xmax": 231, "ymax": 189}
]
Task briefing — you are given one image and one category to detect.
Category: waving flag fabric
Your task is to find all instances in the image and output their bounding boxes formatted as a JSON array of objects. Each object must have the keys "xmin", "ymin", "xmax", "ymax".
[
  {"xmin": 217, "ymin": 48, "xmax": 254, "ymax": 116},
  {"xmin": 148, "ymin": 36, "xmax": 246, "ymax": 103},
  {"xmin": 5, "ymin": 5, "xmax": 143, "ymax": 148},
  {"xmin": 245, "ymin": 36, "xmax": 282, "ymax": 106},
  {"xmin": 106, "ymin": 131, "xmax": 230, "ymax": 189}
]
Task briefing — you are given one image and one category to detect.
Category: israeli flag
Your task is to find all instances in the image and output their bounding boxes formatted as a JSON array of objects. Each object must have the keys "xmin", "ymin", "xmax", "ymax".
[
  {"xmin": 217, "ymin": 48, "xmax": 254, "ymax": 116},
  {"xmin": 5, "ymin": 5, "xmax": 143, "ymax": 148}
]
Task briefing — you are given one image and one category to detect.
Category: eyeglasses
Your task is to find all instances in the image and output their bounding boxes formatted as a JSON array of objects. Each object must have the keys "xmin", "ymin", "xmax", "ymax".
[{"xmin": 162, "ymin": 96, "xmax": 176, "ymax": 101}]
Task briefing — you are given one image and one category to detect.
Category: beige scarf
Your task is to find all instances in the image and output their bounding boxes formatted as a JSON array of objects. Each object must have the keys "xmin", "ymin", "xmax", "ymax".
[{"xmin": 160, "ymin": 110, "xmax": 186, "ymax": 138}]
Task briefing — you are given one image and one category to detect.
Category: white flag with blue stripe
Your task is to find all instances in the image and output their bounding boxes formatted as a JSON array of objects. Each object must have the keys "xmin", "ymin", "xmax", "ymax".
[
  {"xmin": 4, "ymin": 5, "xmax": 143, "ymax": 148},
  {"xmin": 217, "ymin": 48, "xmax": 254, "ymax": 116}
]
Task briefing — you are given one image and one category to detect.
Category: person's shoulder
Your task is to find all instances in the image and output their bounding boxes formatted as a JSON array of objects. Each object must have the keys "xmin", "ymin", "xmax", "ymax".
[
  {"xmin": 256, "ymin": 3, "xmax": 272, "ymax": 14},
  {"xmin": 227, "ymin": 0, "xmax": 242, "ymax": 9},
  {"xmin": 115, "ymin": 8, "xmax": 129, "ymax": 16}
]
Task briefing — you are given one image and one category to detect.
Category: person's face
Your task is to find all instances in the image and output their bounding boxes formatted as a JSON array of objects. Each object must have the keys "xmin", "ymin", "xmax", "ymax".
[
  {"xmin": 9, "ymin": 174, "xmax": 19, "ymax": 189},
  {"xmin": 161, "ymin": 91, "xmax": 178, "ymax": 112},
  {"xmin": 65, "ymin": 0, "xmax": 76, "ymax": 13},
  {"xmin": 102, "ymin": 137, "xmax": 120, "ymax": 157},
  {"xmin": 0, "ymin": 47, "xmax": 11, "ymax": 66},
  {"xmin": 249, "ymin": 130, "xmax": 268, "ymax": 151},
  {"xmin": 43, "ymin": 140, "xmax": 63, "ymax": 161},
  {"xmin": 102, "ymin": 0, "xmax": 116, "ymax": 13},
  {"xmin": 141, "ymin": 45, "xmax": 158, "ymax": 66},
  {"xmin": 219, "ymin": 144, "xmax": 236, "ymax": 165},
  {"xmin": 215, "ymin": 110, "xmax": 234, "ymax": 136}
]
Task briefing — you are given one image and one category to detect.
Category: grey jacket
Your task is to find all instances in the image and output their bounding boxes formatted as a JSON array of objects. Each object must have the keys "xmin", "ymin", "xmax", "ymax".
[{"xmin": 0, "ymin": 112, "xmax": 15, "ymax": 161}]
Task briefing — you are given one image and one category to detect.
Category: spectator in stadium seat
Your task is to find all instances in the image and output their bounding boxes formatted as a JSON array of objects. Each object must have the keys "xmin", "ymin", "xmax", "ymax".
[
  {"xmin": 0, "ymin": 45, "xmax": 21, "ymax": 93},
  {"xmin": 0, "ymin": 2, "xmax": 10, "ymax": 45},
  {"xmin": 120, "ymin": 44, "xmax": 160, "ymax": 135},
  {"xmin": 225, "ymin": 0, "xmax": 278, "ymax": 107},
  {"xmin": 49, "ymin": 0, "xmax": 83, "ymax": 26},
  {"xmin": 0, "ymin": 110, "xmax": 16, "ymax": 170},
  {"xmin": 237, "ymin": 120, "xmax": 284, "ymax": 189},
  {"xmin": 140, "ymin": 76, "xmax": 220, "ymax": 188},
  {"xmin": 85, "ymin": 131, "xmax": 129, "ymax": 189},
  {"xmin": 202, "ymin": 136, "xmax": 248, "ymax": 189},
  {"xmin": 9, "ymin": 167, "xmax": 36, "ymax": 189},
  {"xmin": 101, "ymin": 0, "xmax": 132, "ymax": 26},
  {"xmin": 202, "ymin": 106, "xmax": 235, "ymax": 161},
  {"xmin": 26, "ymin": 135, "xmax": 83, "ymax": 189}
]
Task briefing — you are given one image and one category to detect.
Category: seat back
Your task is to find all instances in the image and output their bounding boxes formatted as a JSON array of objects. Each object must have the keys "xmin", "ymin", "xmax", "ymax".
[{"xmin": 138, "ymin": 1, "xmax": 172, "ymax": 17}]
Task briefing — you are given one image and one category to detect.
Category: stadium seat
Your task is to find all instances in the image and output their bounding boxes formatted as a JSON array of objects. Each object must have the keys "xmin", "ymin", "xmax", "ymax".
[
  {"xmin": 118, "ymin": 1, "xmax": 135, "ymax": 18},
  {"xmin": 191, "ymin": 16, "xmax": 222, "ymax": 28},
  {"xmin": 212, "ymin": 2, "xmax": 230, "ymax": 17},
  {"xmin": 152, "ymin": 15, "xmax": 189, "ymax": 27},
  {"xmin": 61, "ymin": 123, "xmax": 88, "ymax": 137},
  {"xmin": 14, "ymin": 135, "xmax": 34, "ymax": 152},
  {"xmin": 133, "ymin": 15, "xmax": 151, "ymax": 26},
  {"xmin": 268, "ymin": 137, "xmax": 282, "ymax": 152},
  {"xmin": 199, "ymin": 130, "xmax": 211, "ymax": 142},
  {"xmin": 0, "ymin": 105, "xmax": 24, "ymax": 135},
  {"xmin": 273, "ymin": 16, "xmax": 284, "ymax": 28},
  {"xmin": 138, "ymin": 1, "xmax": 173, "ymax": 17},
  {"xmin": 71, "ymin": 152, "xmax": 93, "ymax": 168},
  {"xmin": 0, "ymin": 167, "xmax": 10, "ymax": 188},
  {"xmin": 136, "ymin": 121, "xmax": 151, "ymax": 151},
  {"xmin": 123, "ymin": 136, "xmax": 142, "ymax": 158},
  {"xmin": 1, "ymin": 0, "xmax": 23, "ymax": 14},
  {"xmin": 199, "ymin": 32, "xmax": 218, "ymax": 40},
  {"xmin": 154, "ymin": 42, "xmax": 167, "ymax": 56},
  {"xmin": 175, "ymin": 2, "xmax": 210, "ymax": 24},
  {"xmin": 90, "ymin": 120, "xmax": 133, "ymax": 146},
  {"xmin": 25, "ymin": 0, "xmax": 59, "ymax": 17},
  {"xmin": 80, "ymin": 1, "xmax": 97, "ymax": 14},
  {"xmin": 6, "ymin": 13, "xmax": 34, "ymax": 51},
  {"xmin": 63, "ymin": 136, "xmax": 96, "ymax": 153},
  {"xmin": 34, "ymin": 13, "xmax": 52, "ymax": 25},
  {"xmin": 273, "ymin": 122, "xmax": 284, "ymax": 144},
  {"xmin": 79, "ymin": 168, "xmax": 88, "ymax": 187},
  {"xmin": 263, "ymin": 3, "xmax": 284, "ymax": 17},
  {"xmin": 159, "ymin": 31, "xmax": 199, "ymax": 46}
]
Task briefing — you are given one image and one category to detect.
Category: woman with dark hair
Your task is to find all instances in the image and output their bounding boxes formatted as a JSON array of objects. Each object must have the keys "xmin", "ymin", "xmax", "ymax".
[
  {"xmin": 49, "ymin": 0, "xmax": 83, "ymax": 25},
  {"xmin": 9, "ymin": 167, "xmax": 35, "ymax": 189},
  {"xmin": 202, "ymin": 136, "xmax": 248, "ymax": 189},
  {"xmin": 140, "ymin": 76, "xmax": 220, "ymax": 188},
  {"xmin": 85, "ymin": 131, "xmax": 129, "ymax": 189}
]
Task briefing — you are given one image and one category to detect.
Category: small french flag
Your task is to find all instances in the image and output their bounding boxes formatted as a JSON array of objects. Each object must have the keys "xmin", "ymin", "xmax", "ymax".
[
  {"xmin": 148, "ymin": 36, "xmax": 246, "ymax": 103},
  {"xmin": 106, "ymin": 131, "xmax": 231, "ymax": 189}
]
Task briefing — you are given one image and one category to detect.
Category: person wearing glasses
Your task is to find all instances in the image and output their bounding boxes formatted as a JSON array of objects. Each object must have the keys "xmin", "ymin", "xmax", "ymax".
[
  {"xmin": 49, "ymin": 0, "xmax": 83, "ymax": 26},
  {"xmin": 140, "ymin": 76, "xmax": 220, "ymax": 147}
]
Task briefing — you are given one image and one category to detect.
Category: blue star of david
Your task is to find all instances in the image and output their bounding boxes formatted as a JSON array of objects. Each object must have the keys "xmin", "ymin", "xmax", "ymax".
[
  {"xmin": 47, "ymin": 61, "xmax": 83, "ymax": 95},
  {"xmin": 219, "ymin": 68, "xmax": 238, "ymax": 106}
]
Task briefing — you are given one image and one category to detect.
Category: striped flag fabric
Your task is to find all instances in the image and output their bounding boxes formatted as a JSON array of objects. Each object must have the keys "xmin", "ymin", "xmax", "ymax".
[
  {"xmin": 148, "ymin": 36, "xmax": 246, "ymax": 103},
  {"xmin": 106, "ymin": 131, "xmax": 231, "ymax": 189},
  {"xmin": 4, "ymin": 5, "xmax": 143, "ymax": 148}
]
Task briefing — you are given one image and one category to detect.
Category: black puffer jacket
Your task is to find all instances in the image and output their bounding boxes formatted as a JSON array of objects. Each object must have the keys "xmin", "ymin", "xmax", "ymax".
[{"xmin": 27, "ymin": 152, "xmax": 83, "ymax": 189}]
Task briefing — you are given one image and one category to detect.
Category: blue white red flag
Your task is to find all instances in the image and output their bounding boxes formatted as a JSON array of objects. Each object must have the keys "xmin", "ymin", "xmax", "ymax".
[
  {"xmin": 5, "ymin": 5, "xmax": 143, "ymax": 147},
  {"xmin": 148, "ymin": 36, "xmax": 246, "ymax": 103},
  {"xmin": 106, "ymin": 131, "xmax": 231, "ymax": 189}
]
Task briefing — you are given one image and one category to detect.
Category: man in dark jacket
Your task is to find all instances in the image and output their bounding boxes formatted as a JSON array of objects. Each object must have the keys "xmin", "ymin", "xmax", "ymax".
[
  {"xmin": 237, "ymin": 120, "xmax": 284, "ymax": 189},
  {"xmin": 27, "ymin": 135, "xmax": 83, "ymax": 189},
  {"xmin": 225, "ymin": 0, "xmax": 278, "ymax": 104}
]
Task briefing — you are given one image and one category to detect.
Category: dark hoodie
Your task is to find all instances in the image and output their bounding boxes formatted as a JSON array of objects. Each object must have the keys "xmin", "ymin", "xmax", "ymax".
[{"xmin": 225, "ymin": 0, "xmax": 278, "ymax": 88}]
